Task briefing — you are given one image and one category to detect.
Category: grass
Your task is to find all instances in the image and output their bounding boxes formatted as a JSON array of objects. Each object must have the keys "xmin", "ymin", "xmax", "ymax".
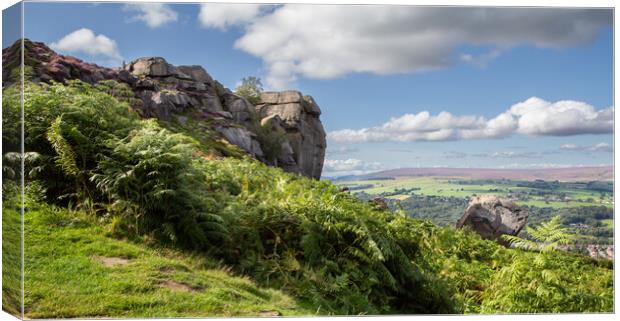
[
  {"xmin": 601, "ymin": 219, "xmax": 614, "ymax": 228},
  {"xmin": 334, "ymin": 176, "xmax": 612, "ymax": 209},
  {"xmin": 2, "ymin": 188, "xmax": 22, "ymax": 317},
  {"xmin": 20, "ymin": 198, "xmax": 314, "ymax": 318}
]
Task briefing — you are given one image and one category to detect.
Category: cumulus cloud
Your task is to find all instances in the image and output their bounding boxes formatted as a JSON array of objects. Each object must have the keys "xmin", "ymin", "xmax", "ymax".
[
  {"xmin": 124, "ymin": 3, "xmax": 178, "ymax": 28},
  {"xmin": 328, "ymin": 97, "xmax": 613, "ymax": 143},
  {"xmin": 323, "ymin": 158, "xmax": 383, "ymax": 176},
  {"xmin": 199, "ymin": 3, "xmax": 265, "ymax": 30},
  {"xmin": 560, "ymin": 142, "xmax": 613, "ymax": 152},
  {"xmin": 50, "ymin": 28, "xmax": 122, "ymax": 63},
  {"xmin": 510, "ymin": 97, "xmax": 613, "ymax": 136},
  {"xmin": 224, "ymin": 5, "xmax": 611, "ymax": 88}
]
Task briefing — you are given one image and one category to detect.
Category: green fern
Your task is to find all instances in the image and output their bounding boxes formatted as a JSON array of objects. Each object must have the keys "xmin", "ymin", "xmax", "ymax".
[
  {"xmin": 46, "ymin": 117, "xmax": 79, "ymax": 177},
  {"xmin": 502, "ymin": 216, "xmax": 573, "ymax": 252}
]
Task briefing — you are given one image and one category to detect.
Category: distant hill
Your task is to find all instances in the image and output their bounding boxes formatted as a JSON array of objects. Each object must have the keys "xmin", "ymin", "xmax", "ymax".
[{"xmin": 330, "ymin": 166, "xmax": 614, "ymax": 182}]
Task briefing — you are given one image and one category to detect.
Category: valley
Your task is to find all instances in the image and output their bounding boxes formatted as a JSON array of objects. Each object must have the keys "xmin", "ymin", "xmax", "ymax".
[{"xmin": 331, "ymin": 170, "xmax": 614, "ymax": 258}]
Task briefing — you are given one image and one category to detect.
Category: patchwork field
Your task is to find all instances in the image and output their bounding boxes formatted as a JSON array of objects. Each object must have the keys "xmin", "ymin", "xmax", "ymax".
[
  {"xmin": 334, "ymin": 176, "xmax": 613, "ymax": 209},
  {"xmin": 332, "ymin": 173, "xmax": 614, "ymax": 248}
]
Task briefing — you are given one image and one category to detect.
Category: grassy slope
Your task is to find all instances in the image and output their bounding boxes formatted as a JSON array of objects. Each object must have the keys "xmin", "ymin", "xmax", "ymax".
[
  {"xmin": 2, "ymin": 189, "xmax": 22, "ymax": 317},
  {"xmin": 20, "ymin": 200, "xmax": 313, "ymax": 318}
]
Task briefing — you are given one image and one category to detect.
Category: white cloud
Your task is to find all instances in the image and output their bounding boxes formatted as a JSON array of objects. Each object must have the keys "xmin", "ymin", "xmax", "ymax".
[
  {"xmin": 560, "ymin": 142, "xmax": 613, "ymax": 152},
  {"xmin": 228, "ymin": 5, "xmax": 611, "ymax": 89},
  {"xmin": 323, "ymin": 158, "xmax": 383, "ymax": 176},
  {"xmin": 560, "ymin": 144, "xmax": 579, "ymax": 150},
  {"xmin": 325, "ymin": 146, "xmax": 359, "ymax": 156},
  {"xmin": 591, "ymin": 143, "xmax": 613, "ymax": 152},
  {"xmin": 199, "ymin": 3, "xmax": 265, "ymax": 30},
  {"xmin": 328, "ymin": 97, "xmax": 613, "ymax": 143},
  {"xmin": 50, "ymin": 28, "xmax": 122, "ymax": 62},
  {"xmin": 460, "ymin": 49, "xmax": 502, "ymax": 68},
  {"xmin": 124, "ymin": 3, "xmax": 178, "ymax": 28},
  {"xmin": 511, "ymin": 97, "xmax": 613, "ymax": 136},
  {"xmin": 472, "ymin": 151, "xmax": 540, "ymax": 159}
]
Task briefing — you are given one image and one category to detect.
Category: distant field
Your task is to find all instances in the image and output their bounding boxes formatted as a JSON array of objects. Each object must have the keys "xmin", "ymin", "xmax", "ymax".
[
  {"xmin": 347, "ymin": 166, "xmax": 614, "ymax": 182},
  {"xmin": 601, "ymin": 219, "xmax": 614, "ymax": 228},
  {"xmin": 334, "ymin": 176, "xmax": 613, "ymax": 209}
]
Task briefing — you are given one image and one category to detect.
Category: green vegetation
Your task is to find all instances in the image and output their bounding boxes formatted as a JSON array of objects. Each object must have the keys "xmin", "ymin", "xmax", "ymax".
[
  {"xmin": 488, "ymin": 217, "xmax": 612, "ymax": 313},
  {"xmin": 17, "ymin": 193, "xmax": 311, "ymax": 318},
  {"xmin": 234, "ymin": 76, "xmax": 263, "ymax": 105},
  {"xmin": 2, "ymin": 79, "xmax": 614, "ymax": 317},
  {"xmin": 2, "ymin": 182, "xmax": 22, "ymax": 316}
]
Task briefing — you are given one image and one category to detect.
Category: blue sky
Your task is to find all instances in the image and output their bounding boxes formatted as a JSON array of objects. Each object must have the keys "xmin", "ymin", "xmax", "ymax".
[{"xmin": 9, "ymin": 2, "xmax": 614, "ymax": 176}]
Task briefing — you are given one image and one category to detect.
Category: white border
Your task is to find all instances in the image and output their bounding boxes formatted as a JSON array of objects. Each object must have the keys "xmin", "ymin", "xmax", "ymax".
[{"xmin": 0, "ymin": 1, "xmax": 617, "ymax": 321}]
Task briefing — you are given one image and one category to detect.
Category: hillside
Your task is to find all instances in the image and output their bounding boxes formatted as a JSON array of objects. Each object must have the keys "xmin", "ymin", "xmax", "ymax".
[
  {"xmin": 2, "ymin": 39, "xmax": 614, "ymax": 317},
  {"xmin": 4, "ymin": 193, "xmax": 312, "ymax": 318},
  {"xmin": 332, "ymin": 166, "xmax": 614, "ymax": 182}
]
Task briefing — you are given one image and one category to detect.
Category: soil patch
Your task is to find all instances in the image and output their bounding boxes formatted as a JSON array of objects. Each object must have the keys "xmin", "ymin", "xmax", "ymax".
[
  {"xmin": 92, "ymin": 256, "xmax": 131, "ymax": 267},
  {"xmin": 258, "ymin": 310, "xmax": 282, "ymax": 317},
  {"xmin": 158, "ymin": 280, "xmax": 197, "ymax": 293}
]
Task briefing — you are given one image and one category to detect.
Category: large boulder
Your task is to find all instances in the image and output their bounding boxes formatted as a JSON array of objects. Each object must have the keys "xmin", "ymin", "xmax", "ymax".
[
  {"xmin": 176, "ymin": 65, "xmax": 214, "ymax": 83},
  {"xmin": 256, "ymin": 91, "xmax": 327, "ymax": 179},
  {"xmin": 456, "ymin": 195, "xmax": 528, "ymax": 245},
  {"xmin": 125, "ymin": 57, "xmax": 176, "ymax": 77}
]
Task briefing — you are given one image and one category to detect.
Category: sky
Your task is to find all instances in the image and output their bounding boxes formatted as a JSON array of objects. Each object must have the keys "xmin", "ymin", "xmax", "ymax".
[{"xmin": 6, "ymin": 2, "xmax": 614, "ymax": 177}]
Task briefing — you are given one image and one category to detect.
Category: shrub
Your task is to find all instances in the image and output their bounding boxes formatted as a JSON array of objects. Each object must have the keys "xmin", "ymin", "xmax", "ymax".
[
  {"xmin": 200, "ymin": 158, "xmax": 457, "ymax": 314},
  {"xmin": 92, "ymin": 120, "xmax": 228, "ymax": 249},
  {"xmin": 3, "ymin": 80, "xmax": 141, "ymax": 205},
  {"xmin": 234, "ymin": 76, "xmax": 263, "ymax": 105}
]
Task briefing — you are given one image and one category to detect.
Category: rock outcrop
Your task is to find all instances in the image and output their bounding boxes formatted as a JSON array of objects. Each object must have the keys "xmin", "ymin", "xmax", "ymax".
[
  {"xmin": 456, "ymin": 195, "xmax": 528, "ymax": 245},
  {"xmin": 2, "ymin": 39, "xmax": 327, "ymax": 179},
  {"xmin": 256, "ymin": 91, "xmax": 326, "ymax": 179},
  {"xmin": 2, "ymin": 38, "xmax": 118, "ymax": 85}
]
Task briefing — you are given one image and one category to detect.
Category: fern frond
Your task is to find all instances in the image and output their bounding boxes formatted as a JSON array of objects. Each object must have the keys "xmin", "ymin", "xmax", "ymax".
[{"xmin": 46, "ymin": 116, "xmax": 80, "ymax": 177}]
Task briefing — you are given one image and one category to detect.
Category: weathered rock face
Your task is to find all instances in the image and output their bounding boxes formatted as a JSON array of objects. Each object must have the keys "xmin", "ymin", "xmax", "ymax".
[
  {"xmin": 256, "ymin": 91, "xmax": 327, "ymax": 179},
  {"xmin": 125, "ymin": 57, "xmax": 178, "ymax": 77},
  {"xmin": 2, "ymin": 39, "xmax": 327, "ymax": 179},
  {"xmin": 456, "ymin": 195, "xmax": 528, "ymax": 245},
  {"xmin": 214, "ymin": 126, "xmax": 264, "ymax": 159}
]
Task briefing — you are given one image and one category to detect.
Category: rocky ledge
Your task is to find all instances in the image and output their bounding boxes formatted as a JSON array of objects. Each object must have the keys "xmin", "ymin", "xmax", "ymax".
[{"xmin": 2, "ymin": 39, "xmax": 326, "ymax": 179}]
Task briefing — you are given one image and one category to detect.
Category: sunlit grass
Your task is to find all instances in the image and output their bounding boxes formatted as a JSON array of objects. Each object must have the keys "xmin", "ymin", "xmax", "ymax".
[{"xmin": 21, "ymin": 201, "xmax": 312, "ymax": 318}]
